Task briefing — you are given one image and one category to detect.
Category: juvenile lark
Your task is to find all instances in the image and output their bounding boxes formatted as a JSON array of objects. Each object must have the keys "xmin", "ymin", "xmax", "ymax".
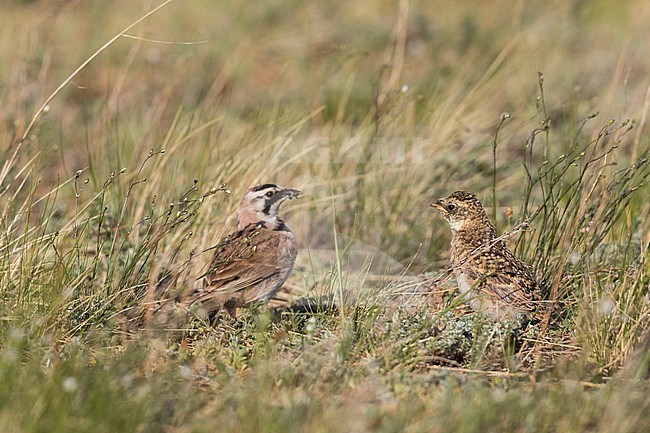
[
  {"xmin": 431, "ymin": 191, "xmax": 541, "ymax": 320},
  {"xmin": 184, "ymin": 183, "xmax": 301, "ymax": 318}
]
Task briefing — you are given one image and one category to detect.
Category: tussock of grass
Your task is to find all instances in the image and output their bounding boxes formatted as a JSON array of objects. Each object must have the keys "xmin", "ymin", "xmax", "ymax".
[{"xmin": 1, "ymin": 0, "xmax": 649, "ymax": 432}]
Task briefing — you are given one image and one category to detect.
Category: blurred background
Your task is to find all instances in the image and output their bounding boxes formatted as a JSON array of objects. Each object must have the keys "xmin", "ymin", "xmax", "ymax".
[{"xmin": 1, "ymin": 0, "xmax": 649, "ymax": 297}]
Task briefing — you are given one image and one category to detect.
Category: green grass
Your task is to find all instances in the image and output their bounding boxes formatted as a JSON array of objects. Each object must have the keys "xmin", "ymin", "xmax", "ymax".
[{"xmin": 1, "ymin": 0, "xmax": 649, "ymax": 432}]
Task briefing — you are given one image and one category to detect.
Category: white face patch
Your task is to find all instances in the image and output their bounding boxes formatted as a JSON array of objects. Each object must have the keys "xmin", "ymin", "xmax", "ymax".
[
  {"xmin": 238, "ymin": 184, "xmax": 299, "ymax": 230},
  {"xmin": 252, "ymin": 192, "xmax": 272, "ymax": 208},
  {"xmin": 245, "ymin": 189, "xmax": 280, "ymax": 213},
  {"xmin": 246, "ymin": 187, "xmax": 286, "ymax": 229}
]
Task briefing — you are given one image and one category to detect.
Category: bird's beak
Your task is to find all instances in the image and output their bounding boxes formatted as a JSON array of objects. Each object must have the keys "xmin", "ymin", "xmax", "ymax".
[
  {"xmin": 281, "ymin": 187, "xmax": 302, "ymax": 200},
  {"xmin": 430, "ymin": 199, "xmax": 444, "ymax": 211}
]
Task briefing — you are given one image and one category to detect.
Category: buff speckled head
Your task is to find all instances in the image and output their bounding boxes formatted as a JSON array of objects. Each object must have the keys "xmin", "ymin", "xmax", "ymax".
[{"xmin": 430, "ymin": 190, "xmax": 488, "ymax": 231}]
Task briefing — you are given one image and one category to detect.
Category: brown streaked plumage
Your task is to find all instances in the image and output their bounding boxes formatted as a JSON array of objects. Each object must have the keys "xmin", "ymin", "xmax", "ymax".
[
  {"xmin": 431, "ymin": 191, "xmax": 541, "ymax": 320},
  {"xmin": 184, "ymin": 184, "xmax": 301, "ymax": 318}
]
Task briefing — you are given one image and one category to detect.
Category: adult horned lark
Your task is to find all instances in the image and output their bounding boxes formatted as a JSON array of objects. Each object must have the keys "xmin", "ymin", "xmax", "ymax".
[
  {"xmin": 431, "ymin": 191, "xmax": 541, "ymax": 320},
  {"xmin": 184, "ymin": 183, "xmax": 301, "ymax": 318}
]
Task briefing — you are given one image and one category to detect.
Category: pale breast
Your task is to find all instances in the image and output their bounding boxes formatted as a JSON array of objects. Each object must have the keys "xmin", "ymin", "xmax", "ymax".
[
  {"xmin": 276, "ymin": 231, "xmax": 298, "ymax": 283},
  {"xmin": 455, "ymin": 271, "xmax": 483, "ymax": 313},
  {"xmin": 252, "ymin": 229, "xmax": 298, "ymax": 302},
  {"xmin": 456, "ymin": 272, "xmax": 473, "ymax": 295},
  {"xmin": 276, "ymin": 230, "xmax": 298, "ymax": 263}
]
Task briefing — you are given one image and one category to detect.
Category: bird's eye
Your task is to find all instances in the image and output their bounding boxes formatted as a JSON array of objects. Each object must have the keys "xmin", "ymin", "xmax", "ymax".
[
  {"xmin": 447, "ymin": 203, "xmax": 456, "ymax": 211},
  {"xmin": 265, "ymin": 191, "xmax": 274, "ymax": 198}
]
